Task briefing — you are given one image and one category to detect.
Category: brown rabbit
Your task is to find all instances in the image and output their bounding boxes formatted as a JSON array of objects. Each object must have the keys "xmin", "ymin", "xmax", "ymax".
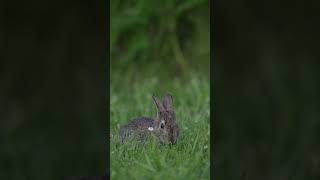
[{"xmin": 119, "ymin": 94, "xmax": 179, "ymax": 144}]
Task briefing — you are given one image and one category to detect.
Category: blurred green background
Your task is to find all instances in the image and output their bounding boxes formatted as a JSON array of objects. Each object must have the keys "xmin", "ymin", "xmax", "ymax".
[
  {"xmin": 110, "ymin": 0, "xmax": 210, "ymax": 78},
  {"xmin": 110, "ymin": 0, "xmax": 210, "ymax": 179}
]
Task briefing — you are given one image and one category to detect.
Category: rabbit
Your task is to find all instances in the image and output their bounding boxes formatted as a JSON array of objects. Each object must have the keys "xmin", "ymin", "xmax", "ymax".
[{"xmin": 119, "ymin": 94, "xmax": 179, "ymax": 145}]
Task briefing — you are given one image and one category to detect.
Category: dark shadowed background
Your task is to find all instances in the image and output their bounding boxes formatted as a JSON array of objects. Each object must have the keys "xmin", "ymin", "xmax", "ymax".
[
  {"xmin": 0, "ymin": 1, "xmax": 107, "ymax": 179},
  {"xmin": 214, "ymin": 0, "xmax": 320, "ymax": 179}
]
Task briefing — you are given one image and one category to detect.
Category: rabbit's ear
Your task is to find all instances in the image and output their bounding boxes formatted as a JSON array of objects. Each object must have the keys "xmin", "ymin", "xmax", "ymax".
[
  {"xmin": 152, "ymin": 95, "xmax": 165, "ymax": 112},
  {"xmin": 163, "ymin": 94, "xmax": 173, "ymax": 110}
]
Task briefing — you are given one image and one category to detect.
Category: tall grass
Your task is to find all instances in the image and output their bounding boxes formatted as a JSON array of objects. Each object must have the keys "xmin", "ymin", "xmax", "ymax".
[{"xmin": 110, "ymin": 73, "xmax": 210, "ymax": 179}]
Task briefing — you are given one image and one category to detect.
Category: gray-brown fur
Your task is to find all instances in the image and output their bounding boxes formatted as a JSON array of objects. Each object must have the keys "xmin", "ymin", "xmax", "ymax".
[
  {"xmin": 119, "ymin": 117, "xmax": 153, "ymax": 143},
  {"xmin": 119, "ymin": 94, "xmax": 180, "ymax": 144}
]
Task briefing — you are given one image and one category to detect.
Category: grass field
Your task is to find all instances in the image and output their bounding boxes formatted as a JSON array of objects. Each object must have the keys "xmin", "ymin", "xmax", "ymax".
[{"xmin": 110, "ymin": 72, "xmax": 210, "ymax": 180}]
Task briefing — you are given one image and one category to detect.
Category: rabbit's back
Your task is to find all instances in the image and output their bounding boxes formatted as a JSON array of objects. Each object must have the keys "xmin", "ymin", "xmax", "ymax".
[{"xmin": 119, "ymin": 117, "xmax": 154, "ymax": 143}]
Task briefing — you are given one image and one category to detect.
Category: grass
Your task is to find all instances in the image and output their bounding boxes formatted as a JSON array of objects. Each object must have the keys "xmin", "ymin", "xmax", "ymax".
[{"xmin": 110, "ymin": 72, "xmax": 210, "ymax": 180}]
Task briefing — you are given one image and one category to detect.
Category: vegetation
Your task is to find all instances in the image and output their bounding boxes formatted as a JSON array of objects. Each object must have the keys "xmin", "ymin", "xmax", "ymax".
[
  {"xmin": 110, "ymin": 0, "xmax": 209, "ymax": 179},
  {"xmin": 110, "ymin": 74, "xmax": 210, "ymax": 179},
  {"xmin": 110, "ymin": 0, "xmax": 210, "ymax": 76}
]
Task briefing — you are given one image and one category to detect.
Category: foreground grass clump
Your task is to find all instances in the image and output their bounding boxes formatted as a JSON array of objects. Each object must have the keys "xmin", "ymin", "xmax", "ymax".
[{"xmin": 110, "ymin": 74, "xmax": 210, "ymax": 180}]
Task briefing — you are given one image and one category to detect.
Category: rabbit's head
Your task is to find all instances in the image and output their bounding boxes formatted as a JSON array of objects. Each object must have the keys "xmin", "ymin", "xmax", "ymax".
[{"xmin": 151, "ymin": 94, "xmax": 179, "ymax": 144}]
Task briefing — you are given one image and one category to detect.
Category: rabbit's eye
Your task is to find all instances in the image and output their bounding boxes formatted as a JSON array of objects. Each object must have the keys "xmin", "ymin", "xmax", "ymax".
[
  {"xmin": 160, "ymin": 120, "xmax": 165, "ymax": 129},
  {"xmin": 160, "ymin": 123, "xmax": 164, "ymax": 129}
]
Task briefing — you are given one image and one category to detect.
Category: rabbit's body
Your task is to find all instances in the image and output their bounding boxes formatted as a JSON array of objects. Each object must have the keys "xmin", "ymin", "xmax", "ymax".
[
  {"xmin": 119, "ymin": 94, "xmax": 179, "ymax": 145},
  {"xmin": 119, "ymin": 117, "xmax": 154, "ymax": 143}
]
